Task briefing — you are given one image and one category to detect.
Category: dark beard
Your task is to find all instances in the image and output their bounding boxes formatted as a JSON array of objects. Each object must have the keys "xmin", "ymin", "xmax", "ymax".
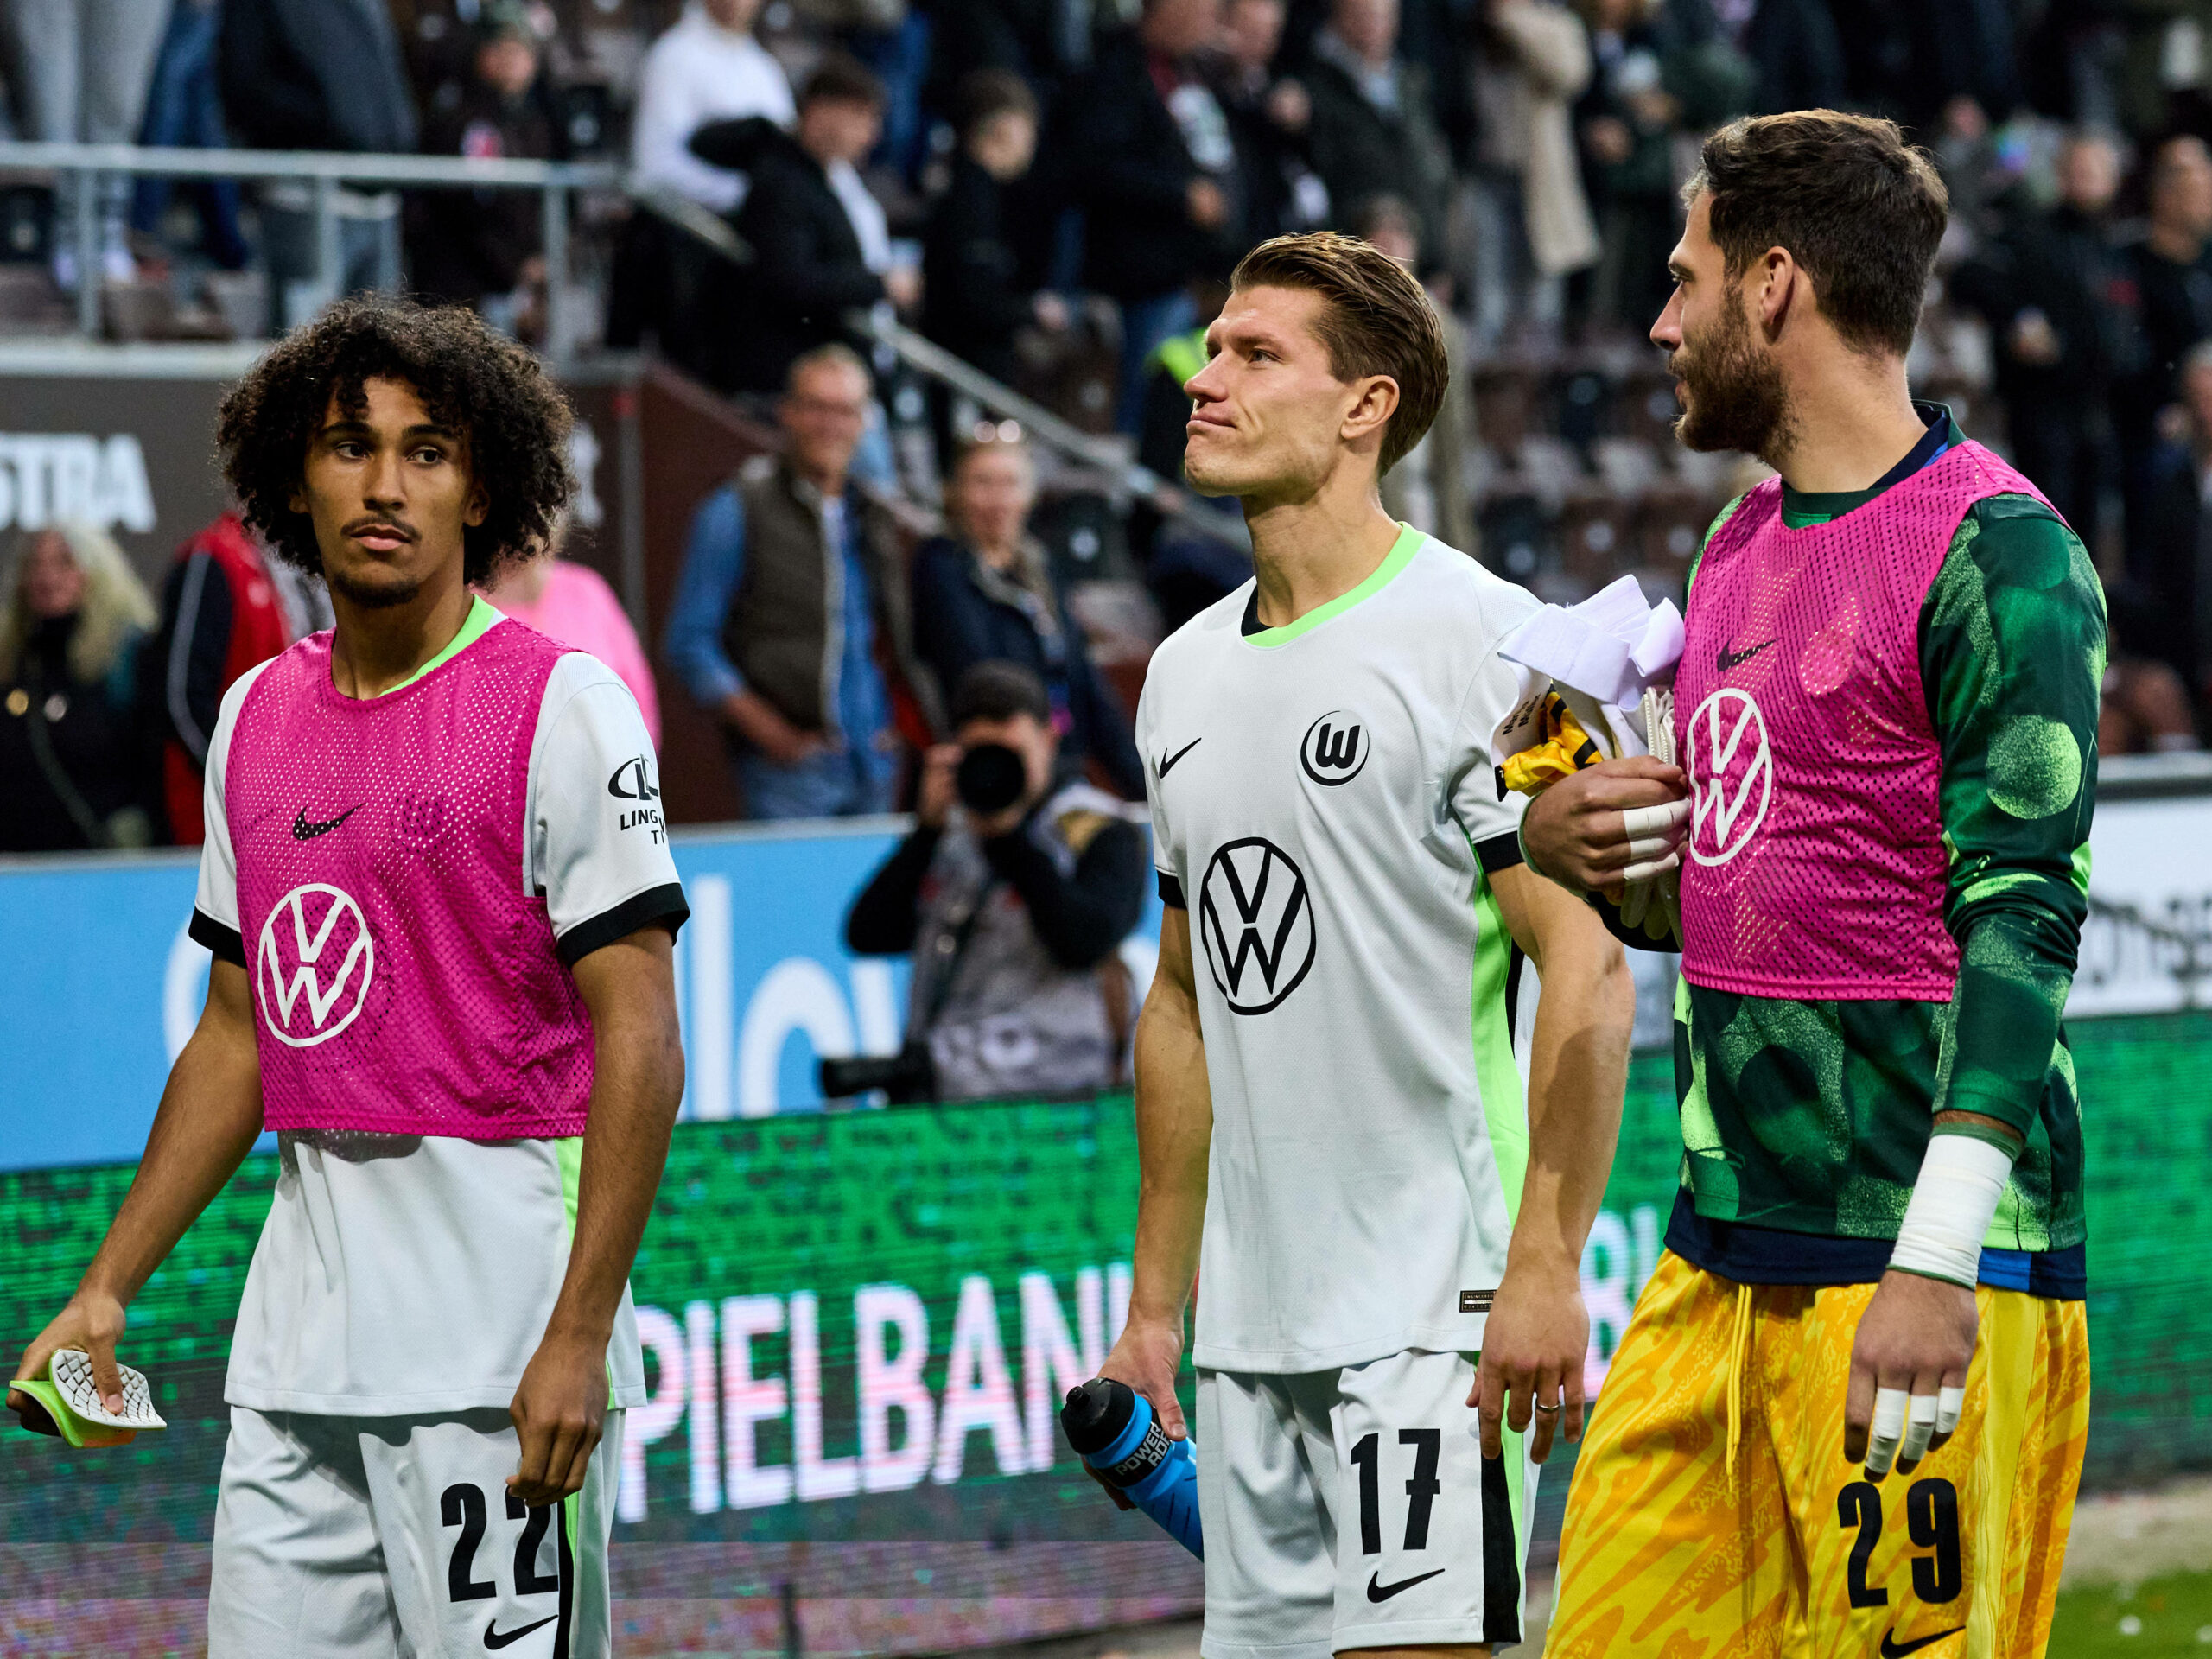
[
  {"xmin": 325, "ymin": 563, "xmax": 423, "ymax": 611},
  {"xmin": 1673, "ymin": 290, "xmax": 1794, "ymax": 461}
]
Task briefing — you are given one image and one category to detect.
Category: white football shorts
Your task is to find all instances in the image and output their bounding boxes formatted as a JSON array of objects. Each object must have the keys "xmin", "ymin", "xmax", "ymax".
[
  {"xmin": 208, "ymin": 1404, "xmax": 624, "ymax": 1658},
  {"xmin": 1197, "ymin": 1349, "xmax": 1538, "ymax": 1659}
]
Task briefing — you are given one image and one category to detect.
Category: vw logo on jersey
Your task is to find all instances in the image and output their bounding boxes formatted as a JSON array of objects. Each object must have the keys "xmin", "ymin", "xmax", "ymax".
[
  {"xmin": 1198, "ymin": 837, "xmax": 1317, "ymax": 1014},
  {"xmin": 256, "ymin": 882, "xmax": 375, "ymax": 1047},
  {"xmin": 1300, "ymin": 710, "xmax": 1370, "ymax": 786},
  {"xmin": 1682, "ymin": 687, "xmax": 1773, "ymax": 866}
]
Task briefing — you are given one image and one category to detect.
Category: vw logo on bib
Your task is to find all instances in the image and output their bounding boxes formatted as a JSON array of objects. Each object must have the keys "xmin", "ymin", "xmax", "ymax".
[
  {"xmin": 1682, "ymin": 687, "xmax": 1773, "ymax": 866},
  {"xmin": 257, "ymin": 882, "xmax": 376, "ymax": 1046}
]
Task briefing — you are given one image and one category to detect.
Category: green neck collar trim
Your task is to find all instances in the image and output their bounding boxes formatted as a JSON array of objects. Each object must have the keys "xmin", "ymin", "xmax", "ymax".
[
  {"xmin": 374, "ymin": 595, "xmax": 503, "ymax": 696},
  {"xmin": 1245, "ymin": 523, "xmax": 1425, "ymax": 648}
]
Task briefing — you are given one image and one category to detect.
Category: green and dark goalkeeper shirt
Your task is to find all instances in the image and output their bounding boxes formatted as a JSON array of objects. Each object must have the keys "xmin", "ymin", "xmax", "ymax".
[{"xmin": 1658, "ymin": 406, "xmax": 2104, "ymax": 1297}]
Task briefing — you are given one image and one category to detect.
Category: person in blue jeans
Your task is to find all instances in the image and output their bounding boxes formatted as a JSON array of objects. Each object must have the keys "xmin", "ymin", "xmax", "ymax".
[
  {"xmin": 131, "ymin": 0, "xmax": 249, "ymax": 270},
  {"xmin": 663, "ymin": 344, "xmax": 943, "ymax": 820}
]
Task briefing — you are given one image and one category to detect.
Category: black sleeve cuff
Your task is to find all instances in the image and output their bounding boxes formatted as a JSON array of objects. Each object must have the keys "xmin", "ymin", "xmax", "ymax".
[
  {"xmin": 190, "ymin": 907, "xmax": 245, "ymax": 967},
  {"xmin": 1474, "ymin": 831, "xmax": 1525, "ymax": 874},
  {"xmin": 1158, "ymin": 871, "xmax": 1186, "ymax": 908},
  {"xmin": 556, "ymin": 881, "xmax": 690, "ymax": 968}
]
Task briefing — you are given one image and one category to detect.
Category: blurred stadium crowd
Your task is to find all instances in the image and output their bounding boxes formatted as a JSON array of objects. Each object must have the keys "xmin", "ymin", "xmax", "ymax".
[{"xmin": 7, "ymin": 0, "xmax": 2212, "ymax": 852}]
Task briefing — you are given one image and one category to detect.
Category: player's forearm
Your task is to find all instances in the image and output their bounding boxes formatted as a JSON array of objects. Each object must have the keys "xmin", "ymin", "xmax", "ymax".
[
  {"xmin": 82, "ymin": 979, "xmax": 264, "ymax": 1306},
  {"xmin": 1126, "ymin": 988, "xmax": 1212, "ymax": 1329},
  {"xmin": 1506, "ymin": 934, "xmax": 1633, "ymax": 1275},
  {"xmin": 1931, "ymin": 906, "xmax": 2074, "ymax": 1147},
  {"xmin": 548, "ymin": 976, "xmax": 684, "ymax": 1342}
]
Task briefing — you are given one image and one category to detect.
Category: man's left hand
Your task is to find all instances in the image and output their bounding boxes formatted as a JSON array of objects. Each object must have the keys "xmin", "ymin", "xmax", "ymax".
[
  {"xmin": 510, "ymin": 1324, "xmax": 609, "ymax": 1506},
  {"xmin": 1469, "ymin": 1254, "xmax": 1589, "ymax": 1464},
  {"xmin": 1844, "ymin": 1270, "xmax": 1978, "ymax": 1478}
]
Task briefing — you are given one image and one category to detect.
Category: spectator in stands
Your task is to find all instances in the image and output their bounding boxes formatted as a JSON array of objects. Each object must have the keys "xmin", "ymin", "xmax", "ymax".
[
  {"xmin": 147, "ymin": 511, "xmax": 324, "ymax": 844},
  {"xmin": 843, "ymin": 660, "xmax": 1148, "ymax": 1102},
  {"xmin": 1066, "ymin": 0, "xmax": 1242, "ymax": 431},
  {"xmin": 1213, "ymin": 0, "xmax": 1327, "ymax": 245},
  {"xmin": 2099, "ymin": 652, "xmax": 2201, "ymax": 753},
  {"xmin": 1356, "ymin": 194, "xmax": 1477, "ymax": 553},
  {"xmin": 408, "ymin": 8, "xmax": 556, "ymax": 336},
  {"xmin": 1573, "ymin": 0, "xmax": 1751, "ymax": 334},
  {"xmin": 840, "ymin": 0, "xmax": 932, "ymax": 188},
  {"xmin": 482, "ymin": 527, "xmax": 661, "ymax": 747},
  {"xmin": 630, "ymin": 0, "xmax": 794, "ymax": 216},
  {"xmin": 691, "ymin": 54, "xmax": 918, "ymax": 394},
  {"xmin": 1838, "ymin": 0, "xmax": 2021, "ymax": 137},
  {"xmin": 924, "ymin": 0, "xmax": 1093, "ymax": 118},
  {"xmin": 0, "ymin": 523, "xmax": 158, "ymax": 851},
  {"xmin": 922, "ymin": 70, "xmax": 1067, "ymax": 391},
  {"xmin": 912, "ymin": 435, "xmax": 1145, "ymax": 798},
  {"xmin": 219, "ymin": 0, "xmax": 417, "ymax": 333},
  {"xmin": 1129, "ymin": 276, "xmax": 1254, "ymax": 629},
  {"xmin": 1952, "ymin": 129, "xmax": 2140, "ymax": 556},
  {"xmin": 2126, "ymin": 137, "xmax": 2212, "ymax": 416},
  {"xmin": 1302, "ymin": 0, "xmax": 1452, "ymax": 266},
  {"xmin": 1, "ymin": 0, "xmax": 168, "ymax": 288},
  {"xmin": 1466, "ymin": 0, "xmax": 1598, "ymax": 343},
  {"xmin": 1715, "ymin": 0, "xmax": 1846, "ymax": 118},
  {"xmin": 2125, "ymin": 338, "xmax": 2212, "ymax": 732},
  {"xmin": 130, "ymin": 0, "xmax": 249, "ymax": 271},
  {"xmin": 664, "ymin": 344, "xmax": 940, "ymax": 818},
  {"xmin": 2119, "ymin": 134, "xmax": 2212, "ymax": 556}
]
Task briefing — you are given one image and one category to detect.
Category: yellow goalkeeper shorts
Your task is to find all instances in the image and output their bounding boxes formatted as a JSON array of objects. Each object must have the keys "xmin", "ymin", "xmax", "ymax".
[{"xmin": 1547, "ymin": 1249, "xmax": 2090, "ymax": 1659}]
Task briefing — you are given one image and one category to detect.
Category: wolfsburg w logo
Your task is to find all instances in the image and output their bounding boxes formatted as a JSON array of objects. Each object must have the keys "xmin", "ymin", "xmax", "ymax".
[
  {"xmin": 257, "ymin": 883, "xmax": 375, "ymax": 1046},
  {"xmin": 1300, "ymin": 709, "xmax": 1370, "ymax": 786},
  {"xmin": 1198, "ymin": 837, "xmax": 1317, "ymax": 1014}
]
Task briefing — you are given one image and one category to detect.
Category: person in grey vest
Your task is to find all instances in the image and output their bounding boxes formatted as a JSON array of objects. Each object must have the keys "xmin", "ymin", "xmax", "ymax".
[
  {"xmin": 664, "ymin": 343, "xmax": 941, "ymax": 818},
  {"xmin": 844, "ymin": 661, "xmax": 1150, "ymax": 1100}
]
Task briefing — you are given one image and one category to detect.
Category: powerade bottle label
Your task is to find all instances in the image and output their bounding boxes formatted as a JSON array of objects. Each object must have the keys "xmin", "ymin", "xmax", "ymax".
[{"xmin": 1105, "ymin": 1415, "xmax": 1172, "ymax": 1487}]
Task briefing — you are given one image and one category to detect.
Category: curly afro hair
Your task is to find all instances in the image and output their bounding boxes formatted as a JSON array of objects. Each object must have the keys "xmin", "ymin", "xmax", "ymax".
[{"xmin": 215, "ymin": 296, "xmax": 574, "ymax": 587}]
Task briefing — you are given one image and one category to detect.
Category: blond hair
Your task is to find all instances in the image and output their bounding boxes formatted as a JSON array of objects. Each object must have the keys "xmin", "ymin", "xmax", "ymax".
[{"xmin": 0, "ymin": 521, "xmax": 159, "ymax": 683}]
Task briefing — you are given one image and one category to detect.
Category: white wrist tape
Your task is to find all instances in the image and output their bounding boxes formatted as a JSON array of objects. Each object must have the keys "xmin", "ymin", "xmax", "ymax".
[{"xmin": 1888, "ymin": 1133, "xmax": 2015, "ymax": 1287}]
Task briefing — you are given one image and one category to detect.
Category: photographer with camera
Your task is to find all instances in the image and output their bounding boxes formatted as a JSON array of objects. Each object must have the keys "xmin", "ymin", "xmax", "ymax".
[{"xmin": 835, "ymin": 662, "xmax": 1149, "ymax": 1103}]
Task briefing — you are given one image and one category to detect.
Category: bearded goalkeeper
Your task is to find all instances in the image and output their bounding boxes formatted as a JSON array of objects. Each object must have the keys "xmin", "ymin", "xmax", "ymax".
[{"xmin": 1525, "ymin": 113, "xmax": 2101, "ymax": 1659}]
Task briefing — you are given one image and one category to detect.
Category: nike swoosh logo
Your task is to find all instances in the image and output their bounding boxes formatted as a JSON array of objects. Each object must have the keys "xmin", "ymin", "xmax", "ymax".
[
  {"xmin": 1365, "ymin": 1567, "xmax": 1446, "ymax": 1603},
  {"xmin": 1879, "ymin": 1627, "xmax": 1965, "ymax": 1657},
  {"xmin": 1718, "ymin": 639, "xmax": 1775, "ymax": 672},
  {"xmin": 483, "ymin": 1613, "xmax": 558, "ymax": 1649},
  {"xmin": 292, "ymin": 805, "xmax": 361, "ymax": 841},
  {"xmin": 1157, "ymin": 738, "xmax": 1202, "ymax": 778}
]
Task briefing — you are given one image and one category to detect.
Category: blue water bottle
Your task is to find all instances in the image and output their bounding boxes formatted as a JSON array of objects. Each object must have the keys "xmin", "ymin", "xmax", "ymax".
[{"xmin": 1061, "ymin": 1378, "xmax": 1204, "ymax": 1559}]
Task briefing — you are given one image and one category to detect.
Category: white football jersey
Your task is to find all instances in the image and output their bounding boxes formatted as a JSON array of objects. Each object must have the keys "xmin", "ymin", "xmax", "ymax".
[
  {"xmin": 193, "ymin": 609, "xmax": 682, "ymax": 1414},
  {"xmin": 1136, "ymin": 527, "xmax": 1543, "ymax": 1373}
]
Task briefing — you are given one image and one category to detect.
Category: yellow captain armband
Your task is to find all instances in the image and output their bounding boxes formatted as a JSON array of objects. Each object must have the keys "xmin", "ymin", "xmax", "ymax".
[{"xmin": 1498, "ymin": 692, "xmax": 1602, "ymax": 795}]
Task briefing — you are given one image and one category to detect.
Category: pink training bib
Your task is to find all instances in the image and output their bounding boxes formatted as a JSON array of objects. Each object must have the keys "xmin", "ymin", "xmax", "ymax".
[
  {"xmin": 1673, "ymin": 440, "xmax": 2054, "ymax": 1001},
  {"xmin": 226, "ymin": 619, "xmax": 595, "ymax": 1136}
]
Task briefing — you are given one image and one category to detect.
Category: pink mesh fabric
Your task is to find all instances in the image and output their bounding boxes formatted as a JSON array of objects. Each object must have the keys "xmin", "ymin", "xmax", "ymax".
[
  {"xmin": 1674, "ymin": 441, "xmax": 2051, "ymax": 1001},
  {"xmin": 227, "ymin": 620, "xmax": 595, "ymax": 1135}
]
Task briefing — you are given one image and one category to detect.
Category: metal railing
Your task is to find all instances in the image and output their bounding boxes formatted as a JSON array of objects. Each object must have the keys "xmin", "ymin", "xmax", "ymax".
[
  {"xmin": 0, "ymin": 141, "xmax": 619, "ymax": 365},
  {"xmin": 0, "ymin": 140, "xmax": 1249, "ymax": 550},
  {"xmin": 626, "ymin": 186, "xmax": 1250, "ymax": 551}
]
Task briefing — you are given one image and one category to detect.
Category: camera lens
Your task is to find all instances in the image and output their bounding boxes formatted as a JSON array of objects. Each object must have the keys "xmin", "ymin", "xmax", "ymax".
[{"xmin": 956, "ymin": 743, "xmax": 1028, "ymax": 814}]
